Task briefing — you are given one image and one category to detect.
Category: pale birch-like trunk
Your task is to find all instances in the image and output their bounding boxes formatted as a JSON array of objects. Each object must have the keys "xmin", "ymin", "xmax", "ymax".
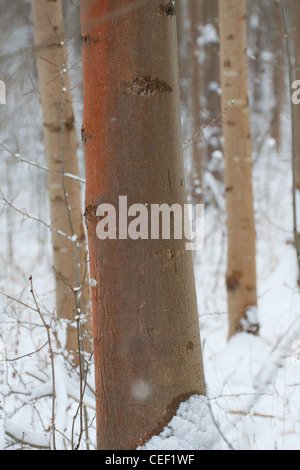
[
  {"xmin": 272, "ymin": 0, "xmax": 285, "ymax": 151},
  {"xmin": 31, "ymin": 0, "xmax": 92, "ymax": 362},
  {"xmin": 219, "ymin": 0, "xmax": 258, "ymax": 338}
]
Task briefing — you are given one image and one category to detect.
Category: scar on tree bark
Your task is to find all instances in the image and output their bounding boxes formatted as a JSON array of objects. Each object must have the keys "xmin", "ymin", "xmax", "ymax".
[{"xmin": 160, "ymin": 1, "xmax": 176, "ymax": 17}]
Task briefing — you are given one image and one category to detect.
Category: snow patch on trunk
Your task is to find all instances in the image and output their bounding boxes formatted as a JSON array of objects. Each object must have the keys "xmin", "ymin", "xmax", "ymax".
[{"xmin": 139, "ymin": 395, "xmax": 222, "ymax": 450}]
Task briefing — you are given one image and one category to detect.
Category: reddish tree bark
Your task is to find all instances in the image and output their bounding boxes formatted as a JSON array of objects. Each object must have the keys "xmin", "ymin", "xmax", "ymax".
[{"xmin": 80, "ymin": 0, "xmax": 205, "ymax": 450}]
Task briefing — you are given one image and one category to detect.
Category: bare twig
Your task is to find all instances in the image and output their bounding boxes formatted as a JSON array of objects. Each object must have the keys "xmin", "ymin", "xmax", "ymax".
[
  {"xmin": 29, "ymin": 276, "xmax": 56, "ymax": 451},
  {"xmin": 0, "ymin": 190, "xmax": 84, "ymax": 249},
  {"xmin": 5, "ymin": 420, "xmax": 50, "ymax": 450},
  {"xmin": 0, "ymin": 143, "xmax": 85, "ymax": 184},
  {"xmin": 5, "ymin": 341, "xmax": 49, "ymax": 362}
]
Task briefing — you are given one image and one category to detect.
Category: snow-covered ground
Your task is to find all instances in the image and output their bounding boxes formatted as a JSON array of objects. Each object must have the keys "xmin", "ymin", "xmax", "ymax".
[{"xmin": 141, "ymin": 128, "xmax": 300, "ymax": 451}]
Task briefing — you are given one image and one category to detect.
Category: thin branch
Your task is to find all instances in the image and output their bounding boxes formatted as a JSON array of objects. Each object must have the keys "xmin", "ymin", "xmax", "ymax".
[
  {"xmin": 202, "ymin": 341, "xmax": 235, "ymax": 451},
  {"xmin": 5, "ymin": 420, "xmax": 50, "ymax": 450},
  {"xmin": 0, "ymin": 290, "xmax": 39, "ymax": 314},
  {"xmin": 5, "ymin": 341, "xmax": 49, "ymax": 363},
  {"xmin": 0, "ymin": 143, "xmax": 86, "ymax": 184},
  {"xmin": 29, "ymin": 276, "xmax": 57, "ymax": 451},
  {"xmin": 0, "ymin": 190, "xmax": 84, "ymax": 249}
]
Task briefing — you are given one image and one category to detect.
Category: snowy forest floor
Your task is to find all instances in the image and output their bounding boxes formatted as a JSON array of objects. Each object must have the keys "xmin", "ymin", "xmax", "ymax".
[
  {"xmin": 143, "ymin": 121, "xmax": 300, "ymax": 450},
  {"xmin": 1, "ymin": 108, "xmax": 300, "ymax": 450},
  {"xmin": 194, "ymin": 117, "xmax": 300, "ymax": 450}
]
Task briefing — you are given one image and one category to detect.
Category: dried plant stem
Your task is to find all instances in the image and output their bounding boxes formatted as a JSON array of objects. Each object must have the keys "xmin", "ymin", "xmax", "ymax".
[{"xmin": 29, "ymin": 276, "xmax": 56, "ymax": 450}]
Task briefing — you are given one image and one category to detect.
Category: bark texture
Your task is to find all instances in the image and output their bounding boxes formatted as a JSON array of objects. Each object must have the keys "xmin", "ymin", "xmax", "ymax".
[
  {"xmin": 203, "ymin": 0, "xmax": 222, "ymax": 164},
  {"xmin": 272, "ymin": 0, "xmax": 285, "ymax": 151},
  {"xmin": 31, "ymin": 0, "xmax": 92, "ymax": 361},
  {"xmin": 219, "ymin": 0, "xmax": 258, "ymax": 338},
  {"xmin": 290, "ymin": 0, "xmax": 300, "ymax": 190},
  {"xmin": 80, "ymin": 0, "xmax": 205, "ymax": 450},
  {"xmin": 176, "ymin": 0, "xmax": 189, "ymax": 110},
  {"xmin": 189, "ymin": 0, "xmax": 204, "ymax": 203}
]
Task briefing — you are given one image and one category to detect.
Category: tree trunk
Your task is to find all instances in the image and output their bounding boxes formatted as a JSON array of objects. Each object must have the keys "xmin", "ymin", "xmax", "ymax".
[
  {"xmin": 177, "ymin": 0, "xmax": 204, "ymax": 204},
  {"xmin": 203, "ymin": 0, "xmax": 222, "ymax": 165},
  {"xmin": 176, "ymin": 0, "xmax": 189, "ymax": 112},
  {"xmin": 80, "ymin": 0, "xmax": 206, "ymax": 450},
  {"xmin": 219, "ymin": 0, "xmax": 258, "ymax": 338},
  {"xmin": 272, "ymin": 0, "xmax": 285, "ymax": 151},
  {"xmin": 31, "ymin": 0, "xmax": 92, "ymax": 363},
  {"xmin": 290, "ymin": 0, "xmax": 300, "ymax": 190},
  {"xmin": 189, "ymin": 0, "xmax": 204, "ymax": 203}
]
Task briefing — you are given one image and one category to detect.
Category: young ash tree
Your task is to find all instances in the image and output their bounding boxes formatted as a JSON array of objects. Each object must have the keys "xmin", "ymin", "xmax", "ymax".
[
  {"xmin": 80, "ymin": 0, "xmax": 206, "ymax": 450},
  {"xmin": 31, "ymin": 0, "xmax": 92, "ymax": 363},
  {"xmin": 219, "ymin": 0, "xmax": 259, "ymax": 338}
]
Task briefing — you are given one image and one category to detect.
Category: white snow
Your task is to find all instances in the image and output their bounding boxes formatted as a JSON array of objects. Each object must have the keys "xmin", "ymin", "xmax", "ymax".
[
  {"xmin": 197, "ymin": 24, "xmax": 219, "ymax": 47},
  {"xmin": 5, "ymin": 420, "xmax": 50, "ymax": 449},
  {"xmin": 139, "ymin": 396, "xmax": 221, "ymax": 450}
]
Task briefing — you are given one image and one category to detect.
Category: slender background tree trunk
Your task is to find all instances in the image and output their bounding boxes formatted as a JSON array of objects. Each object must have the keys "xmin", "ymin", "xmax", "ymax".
[
  {"xmin": 289, "ymin": 0, "xmax": 300, "ymax": 190},
  {"xmin": 189, "ymin": 0, "xmax": 204, "ymax": 203},
  {"xmin": 203, "ymin": 0, "xmax": 222, "ymax": 166},
  {"xmin": 272, "ymin": 0, "xmax": 285, "ymax": 151},
  {"xmin": 80, "ymin": 0, "xmax": 205, "ymax": 450},
  {"xmin": 177, "ymin": 0, "xmax": 189, "ymax": 113},
  {"xmin": 219, "ymin": 0, "xmax": 258, "ymax": 338},
  {"xmin": 31, "ymin": 0, "xmax": 92, "ymax": 363}
]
